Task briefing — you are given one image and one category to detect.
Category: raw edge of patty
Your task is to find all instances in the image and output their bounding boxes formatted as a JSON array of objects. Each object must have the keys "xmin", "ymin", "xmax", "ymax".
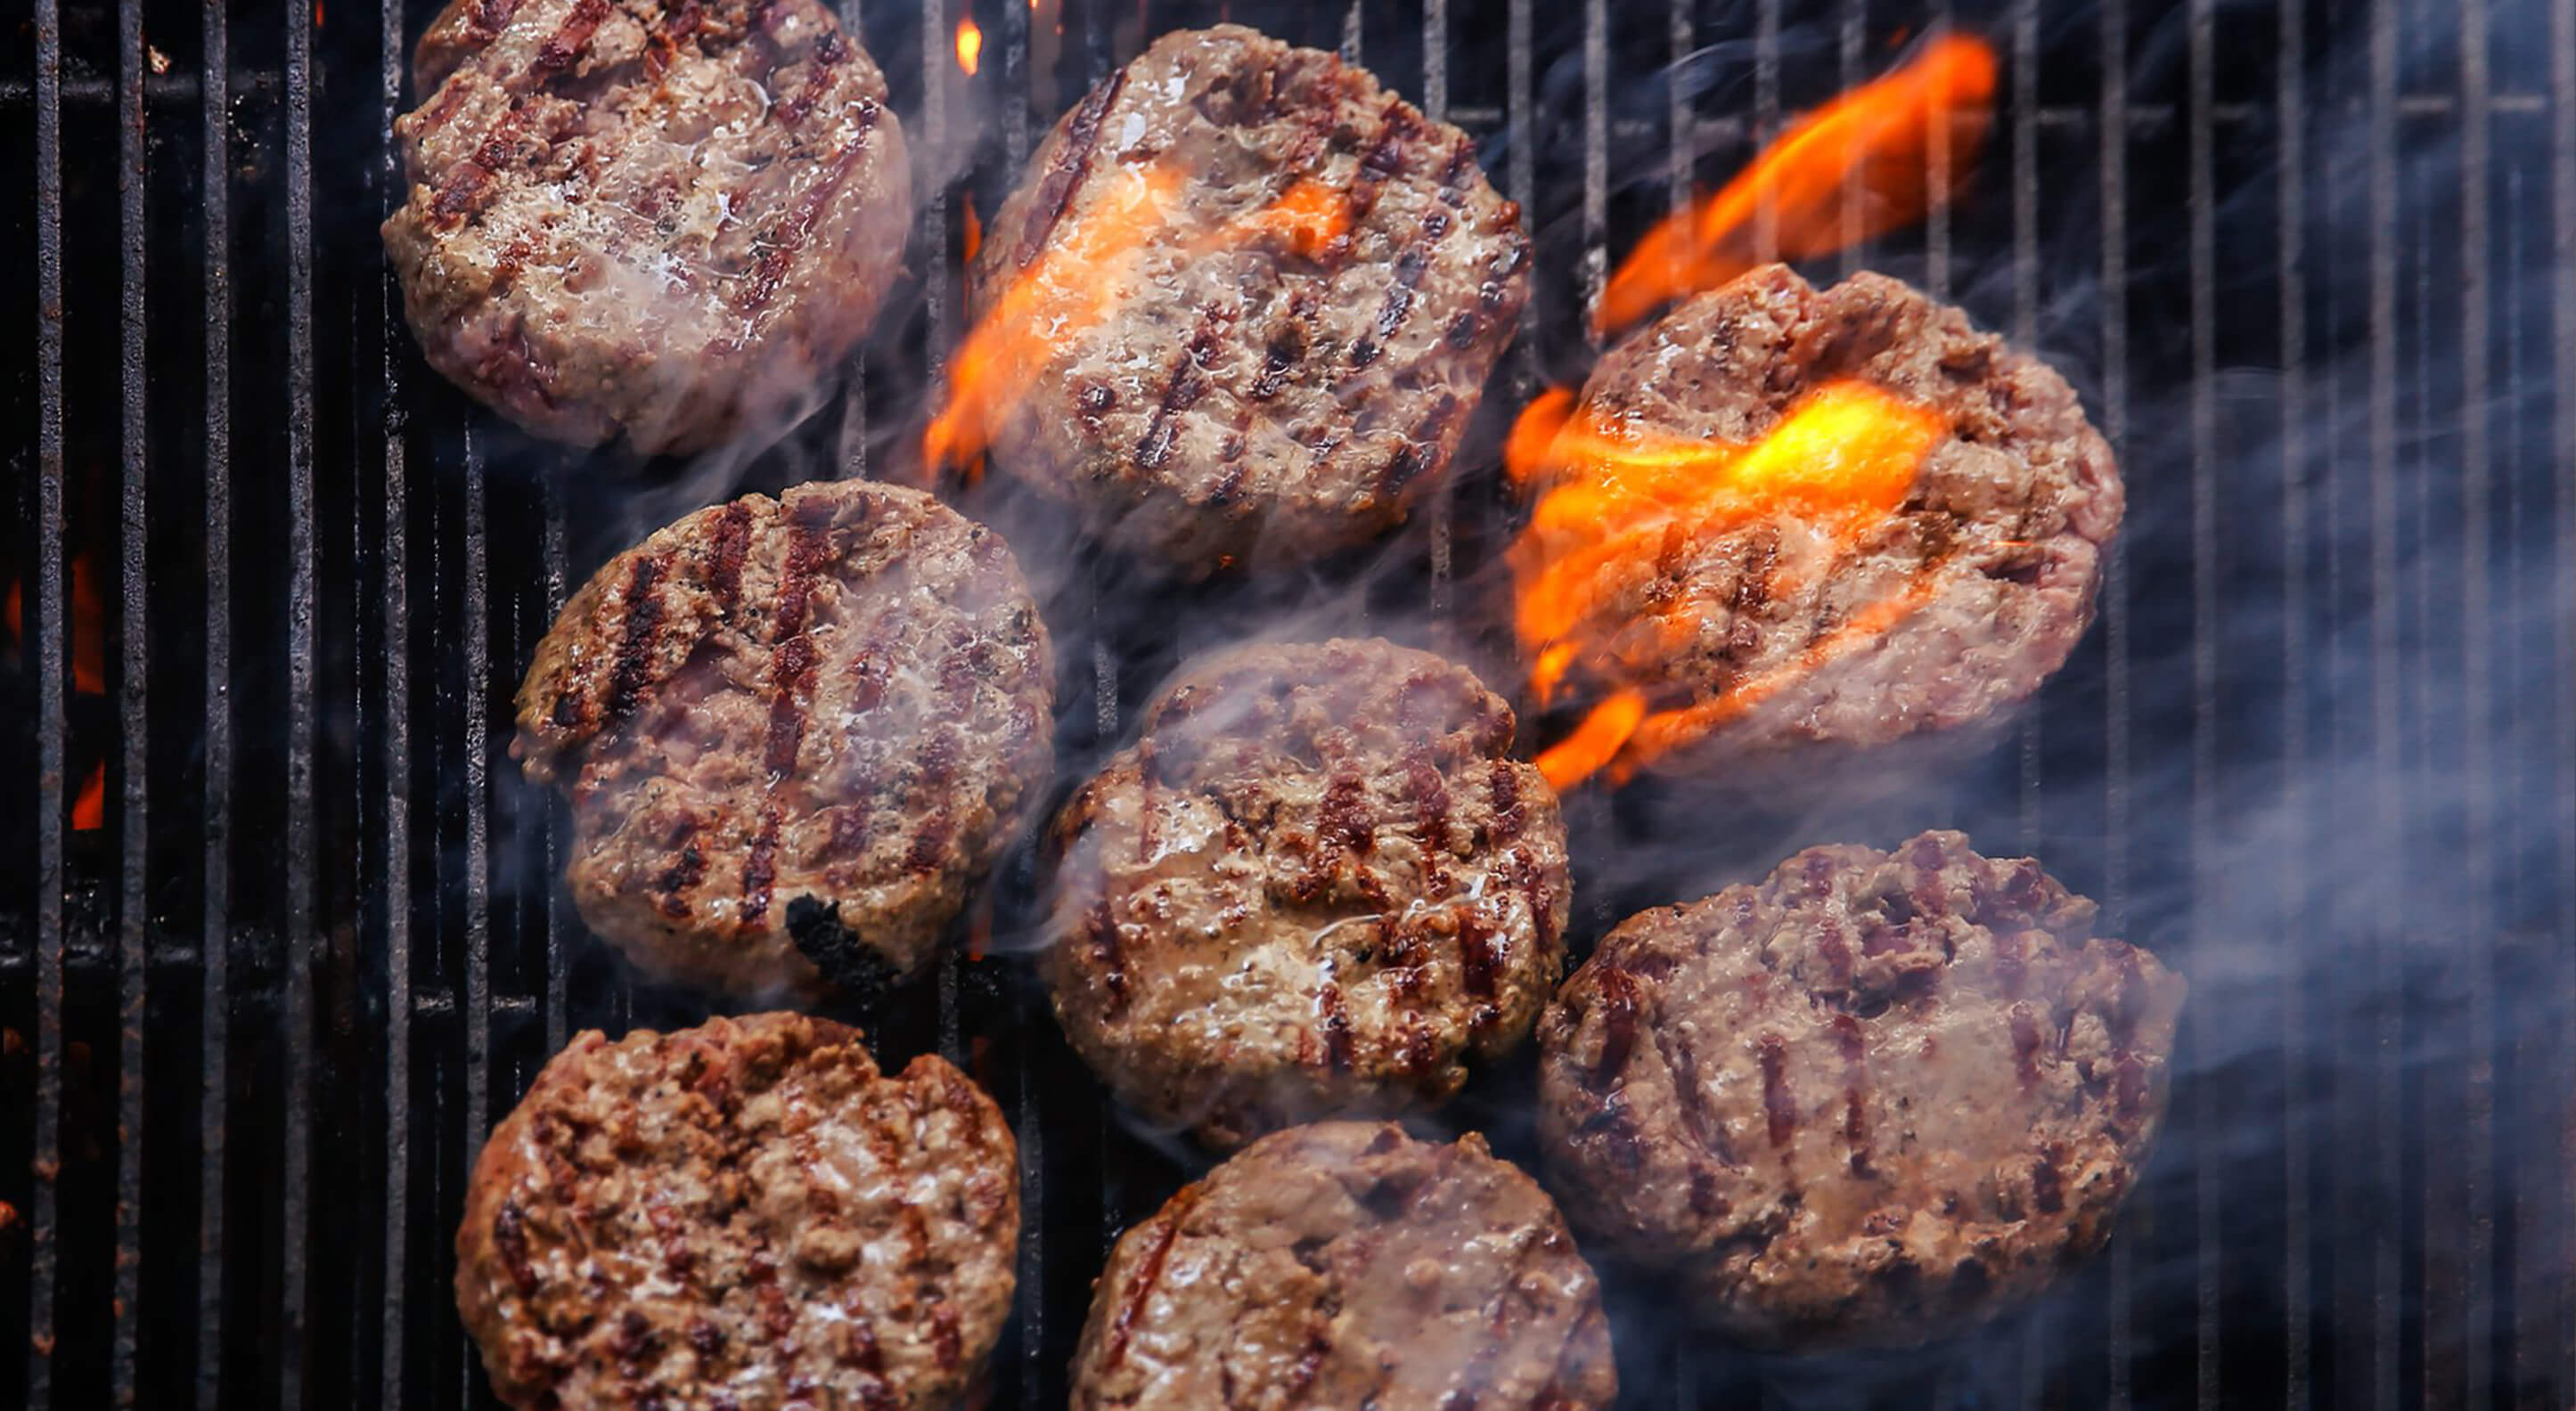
[
  {"xmin": 1535, "ymin": 830, "xmax": 2185, "ymax": 1350},
  {"xmin": 514, "ymin": 479, "xmax": 1055, "ymax": 1001},
  {"xmin": 1043, "ymin": 638, "xmax": 1571, "ymax": 1149},
  {"xmin": 455, "ymin": 1012, "xmax": 1018, "ymax": 1411},
  {"xmin": 1068, "ymin": 1121, "xmax": 1617, "ymax": 1410},
  {"xmin": 386, "ymin": 0, "xmax": 912, "ymax": 454},
  {"xmin": 966, "ymin": 23, "xmax": 1530, "ymax": 573},
  {"xmin": 1530, "ymin": 263, "xmax": 2122, "ymax": 779}
]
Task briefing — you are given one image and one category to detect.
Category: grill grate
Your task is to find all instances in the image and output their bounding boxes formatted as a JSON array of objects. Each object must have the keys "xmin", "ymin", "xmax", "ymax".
[{"xmin": 5, "ymin": 1, "xmax": 2575, "ymax": 1407}]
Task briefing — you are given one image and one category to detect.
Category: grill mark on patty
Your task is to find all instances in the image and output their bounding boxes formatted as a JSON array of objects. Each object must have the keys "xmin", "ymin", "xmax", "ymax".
[
  {"xmin": 1133, "ymin": 313, "xmax": 1228, "ymax": 471},
  {"xmin": 601, "ymin": 552, "xmax": 670, "ymax": 729},
  {"xmin": 1757, "ymin": 1032, "xmax": 1796, "ymax": 1149},
  {"xmin": 1010, "ymin": 70, "xmax": 1126, "ymax": 271},
  {"xmin": 1833, "ymin": 1012, "xmax": 1873, "ymax": 1178},
  {"xmin": 1655, "ymin": 1015, "xmax": 1738, "ymax": 1169},
  {"xmin": 705, "ymin": 502, "xmax": 755, "ymax": 614},
  {"xmin": 740, "ymin": 803, "xmax": 784, "ymax": 927},
  {"xmin": 737, "ymin": 115, "xmax": 878, "ymax": 316},
  {"xmin": 536, "ymin": 0, "xmax": 610, "ymax": 72},
  {"xmin": 759, "ymin": 502, "xmax": 834, "ymax": 779},
  {"xmin": 770, "ymin": 30, "xmax": 849, "ymax": 126},
  {"xmin": 1097, "ymin": 1188, "xmax": 1196, "ymax": 1374},
  {"xmin": 1318, "ymin": 976, "xmax": 1354, "ymax": 1073},
  {"xmin": 1082, "ymin": 901, "xmax": 1127, "ymax": 1014},
  {"xmin": 655, "ymin": 828, "xmax": 708, "ymax": 918},
  {"xmin": 1345, "ymin": 94, "xmax": 1421, "ymax": 221},
  {"xmin": 1352, "ymin": 212, "xmax": 1445, "ymax": 371},
  {"xmin": 1378, "ymin": 390, "xmax": 1463, "ymax": 498},
  {"xmin": 1487, "ymin": 763, "xmax": 1525, "ymax": 842},
  {"xmin": 2008, "ymin": 1002, "xmax": 2044, "ymax": 1091},
  {"xmin": 2031, "ymin": 1142, "xmax": 2065, "ymax": 1214},
  {"xmin": 1593, "ymin": 967, "xmax": 1643, "ymax": 1081}
]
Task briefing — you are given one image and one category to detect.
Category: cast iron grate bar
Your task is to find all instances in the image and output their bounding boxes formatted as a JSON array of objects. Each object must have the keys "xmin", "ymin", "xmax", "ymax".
[
  {"xmin": 281, "ymin": 0, "xmax": 322, "ymax": 1389},
  {"xmin": 2097, "ymin": 0, "xmax": 2135, "ymax": 1400},
  {"xmin": 2364, "ymin": 0, "xmax": 2400, "ymax": 1405},
  {"xmin": 112, "ymin": 0, "xmax": 149, "ymax": 1399},
  {"xmin": 24, "ymin": 0, "xmax": 67, "ymax": 1400},
  {"xmin": 2186, "ymin": 0, "xmax": 2219, "ymax": 1405},
  {"xmin": 2276, "ymin": 0, "xmax": 2312, "ymax": 1401},
  {"xmin": 195, "ymin": 0, "xmax": 234, "ymax": 1402},
  {"xmin": 379, "ymin": 0, "xmax": 413, "ymax": 1387}
]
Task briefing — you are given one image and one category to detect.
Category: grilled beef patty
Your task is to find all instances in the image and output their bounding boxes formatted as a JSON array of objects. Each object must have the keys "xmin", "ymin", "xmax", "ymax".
[
  {"xmin": 1520, "ymin": 264, "xmax": 2122, "ymax": 779},
  {"xmin": 1044, "ymin": 639, "xmax": 1570, "ymax": 1149},
  {"xmin": 1068, "ymin": 1121, "xmax": 1617, "ymax": 1410},
  {"xmin": 386, "ymin": 0, "xmax": 911, "ymax": 454},
  {"xmin": 1535, "ymin": 831, "xmax": 2186, "ymax": 1349},
  {"xmin": 962, "ymin": 24, "xmax": 1529, "ymax": 572},
  {"xmin": 456, "ymin": 1013, "xmax": 1018, "ymax": 1411},
  {"xmin": 515, "ymin": 480, "xmax": 1054, "ymax": 1000}
]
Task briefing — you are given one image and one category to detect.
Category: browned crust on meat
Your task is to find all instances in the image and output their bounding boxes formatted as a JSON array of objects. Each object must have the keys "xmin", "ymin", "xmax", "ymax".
[
  {"xmin": 385, "ymin": 0, "xmax": 912, "ymax": 453},
  {"xmin": 1535, "ymin": 831, "xmax": 2186, "ymax": 1350},
  {"xmin": 967, "ymin": 24, "xmax": 1529, "ymax": 573},
  {"xmin": 455, "ymin": 1013, "xmax": 1019, "ymax": 1410},
  {"xmin": 1043, "ymin": 639, "xmax": 1570, "ymax": 1149},
  {"xmin": 1068, "ymin": 1121, "xmax": 1616, "ymax": 1410},
  {"xmin": 1539, "ymin": 264, "xmax": 2123, "ymax": 776},
  {"xmin": 514, "ymin": 480, "xmax": 1055, "ymax": 999}
]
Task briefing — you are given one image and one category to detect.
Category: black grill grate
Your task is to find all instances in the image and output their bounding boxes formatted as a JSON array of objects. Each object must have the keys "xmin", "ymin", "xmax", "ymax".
[{"xmin": 5, "ymin": 1, "xmax": 2575, "ymax": 1407}]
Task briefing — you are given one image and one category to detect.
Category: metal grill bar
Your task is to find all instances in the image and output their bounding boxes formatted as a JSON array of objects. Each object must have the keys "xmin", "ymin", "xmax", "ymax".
[
  {"xmin": 2276, "ymin": 0, "xmax": 2312, "ymax": 1400},
  {"xmin": 1754, "ymin": 0, "xmax": 1777, "ymax": 257},
  {"xmin": 378, "ymin": 0, "xmax": 413, "ymax": 1391},
  {"xmin": 1580, "ymin": 0, "xmax": 1606, "ymax": 337},
  {"xmin": 2097, "ymin": 0, "xmax": 2135, "ymax": 1401},
  {"xmin": 112, "ymin": 0, "xmax": 149, "ymax": 1397},
  {"xmin": 23, "ymin": 0, "xmax": 66, "ymax": 1399},
  {"xmin": 2364, "ymin": 0, "xmax": 2401, "ymax": 1403},
  {"xmin": 462, "ymin": 428, "xmax": 495, "ymax": 1171},
  {"xmin": 2551, "ymin": 0, "xmax": 2576, "ymax": 1391},
  {"xmin": 280, "ymin": 0, "xmax": 322, "ymax": 1390},
  {"xmin": 2185, "ymin": 0, "xmax": 2220, "ymax": 1405},
  {"xmin": 2455, "ymin": 3, "xmax": 2498, "ymax": 1407},
  {"xmin": 193, "ymin": 0, "xmax": 233, "ymax": 1401}
]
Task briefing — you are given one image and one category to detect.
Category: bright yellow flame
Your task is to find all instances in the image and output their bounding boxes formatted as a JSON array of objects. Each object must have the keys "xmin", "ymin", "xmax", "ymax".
[
  {"xmin": 1510, "ymin": 381, "xmax": 1947, "ymax": 785},
  {"xmin": 955, "ymin": 18, "xmax": 984, "ymax": 76},
  {"xmin": 1594, "ymin": 33, "xmax": 1997, "ymax": 337}
]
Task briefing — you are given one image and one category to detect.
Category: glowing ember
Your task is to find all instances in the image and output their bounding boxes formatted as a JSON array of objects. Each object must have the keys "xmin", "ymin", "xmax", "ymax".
[
  {"xmin": 1592, "ymin": 33, "xmax": 1996, "ymax": 337},
  {"xmin": 925, "ymin": 171, "xmax": 1354, "ymax": 483},
  {"xmin": 1510, "ymin": 381, "xmax": 1946, "ymax": 785},
  {"xmin": 4, "ymin": 552, "xmax": 110, "ymax": 829},
  {"xmin": 954, "ymin": 18, "xmax": 985, "ymax": 76}
]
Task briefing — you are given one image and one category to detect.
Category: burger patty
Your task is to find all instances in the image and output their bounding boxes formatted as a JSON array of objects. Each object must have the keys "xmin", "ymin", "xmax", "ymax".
[
  {"xmin": 1044, "ymin": 639, "xmax": 1571, "ymax": 1149},
  {"xmin": 1517, "ymin": 264, "xmax": 2122, "ymax": 778},
  {"xmin": 455, "ymin": 1013, "xmax": 1018, "ymax": 1411},
  {"xmin": 1068, "ymin": 1121, "xmax": 1617, "ymax": 1410},
  {"xmin": 386, "ymin": 0, "xmax": 911, "ymax": 454},
  {"xmin": 515, "ymin": 479, "xmax": 1054, "ymax": 1001},
  {"xmin": 961, "ymin": 24, "xmax": 1529, "ymax": 572},
  {"xmin": 1535, "ymin": 831, "xmax": 2186, "ymax": 1350}
]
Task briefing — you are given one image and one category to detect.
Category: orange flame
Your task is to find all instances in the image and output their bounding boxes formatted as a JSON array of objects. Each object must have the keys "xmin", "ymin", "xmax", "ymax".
[
  {"xmin": 4, "ymin": 553, "xmax": 110, "ymax": 828},
  {"xmin": 1511, "ymin": 381, "xmax": 1946, "ymax": 787},
  {"xmin": 1593, "ymin": 33, "xmax": 1997, "ymax": 337},
  {"xmin": 925, "ymin": 170, "xmax": 1354, "ymax": 484},
  {"xmin": 954, "ymin": 18, "xmax": 984, "ymax": 76}
]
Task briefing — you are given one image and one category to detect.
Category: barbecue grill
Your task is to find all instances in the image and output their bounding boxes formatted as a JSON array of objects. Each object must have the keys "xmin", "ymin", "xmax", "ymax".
[{"xmin": 6, "ymin": 0, "xmax": 2572, "ymax": 1406}]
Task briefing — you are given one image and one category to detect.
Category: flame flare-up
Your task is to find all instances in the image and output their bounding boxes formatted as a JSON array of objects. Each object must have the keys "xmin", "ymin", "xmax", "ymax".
[{"xmin": 1518, "ymin": 33, "xmax": 1997, "ymax": 788}]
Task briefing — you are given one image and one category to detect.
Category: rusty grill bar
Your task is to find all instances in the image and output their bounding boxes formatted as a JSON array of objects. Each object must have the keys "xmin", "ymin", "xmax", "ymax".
[{"xmin": 5, "ymin": 1, "xmax": 2575, "ymax": 1407}]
